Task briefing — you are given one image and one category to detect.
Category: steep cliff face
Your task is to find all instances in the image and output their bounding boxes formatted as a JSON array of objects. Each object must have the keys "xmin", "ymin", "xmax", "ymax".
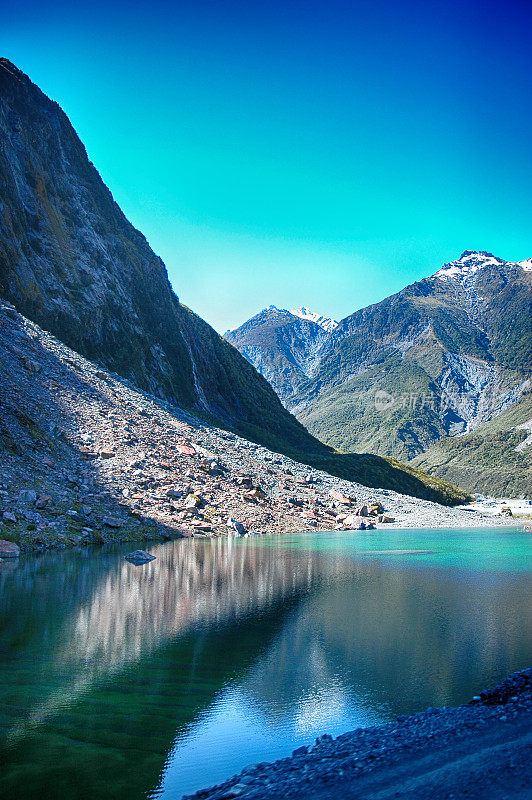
[
  {"xmin": 0, "ymin": 58, "xmax": 319, "ymax": 454},
  {"xmin": 0, "ymin": 59, "xmax": 472, "ymax": 502}
]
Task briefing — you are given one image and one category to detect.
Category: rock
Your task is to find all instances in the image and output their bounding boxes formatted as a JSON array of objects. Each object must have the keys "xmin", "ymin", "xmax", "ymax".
[
  {"xmin": 227, "ymin": 518, "xmax": 247, "ymax": 535},
  {"xmin": 176, "ymin": 443, "xmax": 196, "ymax": 456},
  {"xmin": 102, "ymin": 516, "xmax": 121, "ymax": 528},
  {"xmin": 0, "ymin": 540, "xmax": 20, "ymax": 558},
  {"xmin": 379, "ymin": 514, "xmax": 395, "ymax": 523},
  {"xmin": 287, "ymin": 496, "xmax": 303, "ymax": 507},
  {"xmin": 248, "ymin": 487, "xmax": 266, "ymax": 500},
  {"xmin": 125, "ymin": 550, "xmax": 156, "ymax": 565},
  {"xmin": 342, "ymin": 514, "xmax": 358, "ymax": 528},
  {"xmin": 35, "ymin": 493, "xmax": 52, "ymax": 509},
  {"xmin": 18, "ymin": 489, "xmax": 37, "ymax": 505},
  {"xmin": 100, "ymin": 449, "xmax": 115, "ymax": 459},
  {"xmin": 166, "ymin": 488, "xmax": 182, "ymax": 499},
  {"xmin": 329, "ymin": 489, "xmax": 353, "ymax": 505},
  {"xmin": 2, "ymin": 511, "xmax": 16, "ymax": 524},
  {"xmin": 184, "ymin": 493, "xmax": 202, "ymax": 508}
]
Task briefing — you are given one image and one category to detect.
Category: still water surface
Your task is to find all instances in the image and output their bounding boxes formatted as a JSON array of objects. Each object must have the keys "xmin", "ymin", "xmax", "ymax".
[{"xmin": 0, "ymin": 527, "xmax": 530, "ymax": 799}]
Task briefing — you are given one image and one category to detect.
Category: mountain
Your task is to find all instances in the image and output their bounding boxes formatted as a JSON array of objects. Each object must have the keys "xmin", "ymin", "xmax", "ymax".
[
  {"xmin": 227, "ymin": 251, "xmax": 531, "ymax": 495},
  {"xmin": 0, "ymin": 58, "xmax": 328, "ymax": 457},
  {"xmin": 225, "ymin": 306, "xmax": 331, "ymax": 400},
  {"xmin": 0, "ymin": 58, "xmax": 469, "ymax": 504}
]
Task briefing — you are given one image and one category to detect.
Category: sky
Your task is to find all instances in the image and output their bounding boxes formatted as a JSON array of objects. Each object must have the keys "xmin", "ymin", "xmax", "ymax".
[{"xmin": 2, "ymin": 0, "xmax": 532, "ymax": 331}]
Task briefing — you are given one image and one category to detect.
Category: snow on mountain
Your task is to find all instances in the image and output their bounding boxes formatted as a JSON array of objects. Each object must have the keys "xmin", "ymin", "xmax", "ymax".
[
  {"xmin": 290, "ymin": 306, "xmax": 338, "ymax": 332},
  {"xmin": 435, "ymin": 250, "xmax": 532, "ymax": 281},
  {"xmin": 434, "ymin": 251, "xmax": 506, "ymax": 281}
]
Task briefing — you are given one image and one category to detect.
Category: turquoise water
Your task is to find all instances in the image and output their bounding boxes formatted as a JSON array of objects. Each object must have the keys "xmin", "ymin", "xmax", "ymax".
[{"xmin": 0, "ymin": 527, "xmax": 530, "ymax": 800}]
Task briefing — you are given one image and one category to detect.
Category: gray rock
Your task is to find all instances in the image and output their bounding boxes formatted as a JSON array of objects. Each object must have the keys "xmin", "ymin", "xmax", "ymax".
[
  {"xmin": 125, "ymin": 550, "xmax": 156, "ymax": 565},
  {"xmin": 17, "ymin": 489, "xmax": 37, "ymax": 506},
  {"xmin": 227, "ymin": 518, "xmax": 247, "ymax": 535},
  {"xmin": 0, "ymin": 539, "xmax": 20, "ymax": 558},
  {"xmin": 102, "ymin": 516, "xmax": 121, "ymax": 528}
]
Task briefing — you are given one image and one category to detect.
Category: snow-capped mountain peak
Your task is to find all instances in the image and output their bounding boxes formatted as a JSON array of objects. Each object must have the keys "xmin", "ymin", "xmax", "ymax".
[
  {"xmin": 434, "ymin": 251, "xmax": 505, "ymax": 281},
  {"xmin": 519, "ymin": 258, "xmax": 532, "ymax": 272},
  {"xmin": 290, "ymin": 306, "xmax": 338, "ymax": 332}
]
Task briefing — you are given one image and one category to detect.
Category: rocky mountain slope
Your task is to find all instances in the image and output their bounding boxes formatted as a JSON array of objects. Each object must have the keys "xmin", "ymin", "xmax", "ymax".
[
  {"xmin": 228, "ymin": 252, "xmax": 531, "ymax": 495},
  {"xmin": 0, "ymin": 58, "xmax": 325, "ymax": 459},
  {"xmin": 0, "ymin": 299, "xmax": 498, "ymax": 554}
]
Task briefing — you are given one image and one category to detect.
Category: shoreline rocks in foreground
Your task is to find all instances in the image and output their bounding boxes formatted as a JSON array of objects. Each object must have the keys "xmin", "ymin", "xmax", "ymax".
[{"xmin": 184, "ymin": 668, "xmax": 532, "ymax": 800}]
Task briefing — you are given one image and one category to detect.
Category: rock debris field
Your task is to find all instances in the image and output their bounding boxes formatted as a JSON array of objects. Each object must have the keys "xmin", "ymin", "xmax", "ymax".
[
  {"xmin": 0, "ymin": 299, "xmax": 517, "ymax": 556},
  {"xmin": 185, "ymin": 668, "xmax": 532, "ymax": 800}
]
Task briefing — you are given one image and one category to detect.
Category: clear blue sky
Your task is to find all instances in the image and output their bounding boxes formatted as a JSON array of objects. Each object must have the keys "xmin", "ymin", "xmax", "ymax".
[{"xmin": 3, "ymin": 0, "xmax": 532, "ymax": 331}]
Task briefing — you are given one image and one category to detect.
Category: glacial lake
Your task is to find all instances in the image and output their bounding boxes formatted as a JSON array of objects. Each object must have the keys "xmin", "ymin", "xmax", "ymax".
[{"xmin": 0, "ymin": 527, "xmax": 530, "ymax": 800}]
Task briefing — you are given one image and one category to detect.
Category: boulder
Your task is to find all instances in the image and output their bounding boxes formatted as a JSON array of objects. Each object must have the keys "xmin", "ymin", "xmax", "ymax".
[
  {"xmin": 125, "ymin": 550, "xmax": 156, "ymax": 565},
  {"xmin": 2, "ymin": 511, "xmax": 16, "ymax": 524},
  {"xmin": 227, "ymin": 518, "xmax": 247, "ymax": 535},
  {"xmin": 329, "ymin": 489, "xmax": 353, "ymax": 505},
  {"xmin": 102, "ymin": 516, "xmax": 121, "ymax": 528},
  {"xmin": 18, "ymin": 490, "xmax": 37, "ymax": 506},
  {"xmin": 287, "ymin": 496, "xmax": 303, "ymax": 507},
  {"xmin": 184, "ymin": 493, "xmax": 202, "ymax": 508},
  {"xmin": 35, "ymin": 493, "xmax": 52, "ymax": 509},
  {"xmin": 248, "ymin": 487, "xmax": 266, "ymax": 500},
  {"xmin": 0, "ymin": 540, "xmax": 20, "ymax": 558},
  {"xmin": 176, "ymin": 443, "xmax": 196, "ymax": 456}
]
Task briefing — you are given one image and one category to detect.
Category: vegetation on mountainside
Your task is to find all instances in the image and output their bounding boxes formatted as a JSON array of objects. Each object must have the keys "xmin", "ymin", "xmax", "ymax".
[{"xmin": 412, "ymin": 392, "xmax": 532, "ymax": 497}]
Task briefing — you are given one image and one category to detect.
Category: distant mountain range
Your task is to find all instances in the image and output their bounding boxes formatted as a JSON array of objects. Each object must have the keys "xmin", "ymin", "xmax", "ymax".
[
  {"xmin": 0, "ymin": 58, "xmax": 468, "ymax": 504},
  {"xmin": 226, "ymin": 251, "xmax": 532, "ymax": 496}
]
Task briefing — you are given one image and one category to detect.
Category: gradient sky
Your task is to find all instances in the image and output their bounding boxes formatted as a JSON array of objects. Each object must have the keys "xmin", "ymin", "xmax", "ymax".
[{"xmin": 3, "ymin": 0, "xmax": 532, "ymax": 331}]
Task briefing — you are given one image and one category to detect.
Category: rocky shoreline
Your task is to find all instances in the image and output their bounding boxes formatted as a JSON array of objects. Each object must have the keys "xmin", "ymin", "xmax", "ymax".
[
  {"xmin": 184, "ymin": 668, "xmax": 532, "ymax": 800},
  {"xmin": 0, "ymin": 300, "xmax": 521, "ymax": 557}
]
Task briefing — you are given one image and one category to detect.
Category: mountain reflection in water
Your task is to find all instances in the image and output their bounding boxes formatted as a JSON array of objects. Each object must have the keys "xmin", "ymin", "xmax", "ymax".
[{"xmin": 0, "ymin": 532, "xmax": 530, "ymax": 800}]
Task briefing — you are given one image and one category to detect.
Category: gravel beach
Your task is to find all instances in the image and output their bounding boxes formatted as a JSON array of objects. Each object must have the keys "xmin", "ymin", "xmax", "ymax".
[{"xmin": 185, "ymin": 668, "xmax": 532, "ymax": 800}]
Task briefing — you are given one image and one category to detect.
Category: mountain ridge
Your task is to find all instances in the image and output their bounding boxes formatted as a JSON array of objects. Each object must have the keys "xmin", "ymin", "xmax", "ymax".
[{"xmin": 226, "ymin": 251, "xmax": 532, "ymax": 495}]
